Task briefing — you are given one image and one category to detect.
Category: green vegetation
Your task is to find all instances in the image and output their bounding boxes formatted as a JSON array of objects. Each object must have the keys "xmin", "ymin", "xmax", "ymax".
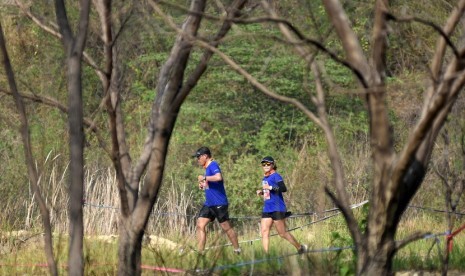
[
  {"xmin": 2, "ymin": 213, "xmax": 465, "ymax": 275},
  {"xmin": 1, "ymin": 0, "xmax": 465, "ymax": 274}
]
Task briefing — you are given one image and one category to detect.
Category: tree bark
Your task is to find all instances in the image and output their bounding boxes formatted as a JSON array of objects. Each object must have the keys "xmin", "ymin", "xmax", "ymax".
[
  {"xmin": 117, "ymin": 220, "xmax": 144, "ymax": 275},
  {"xmin": 220, "ymin": 0, "xmax": 465, "ymax": 274},
  {"xmin": 0, "ymin": 22, "xmax": 58, "ymax": 276},
  {"xmin": 113, "ymin": 1, "xmax": 248, "ymax": 274},
  {"xmin": 54, "ymin": 0, "xmax": 90, "ymax": 275}
]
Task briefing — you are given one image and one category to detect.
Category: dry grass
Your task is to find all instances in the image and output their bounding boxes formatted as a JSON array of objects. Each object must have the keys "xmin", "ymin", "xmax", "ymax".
[
  {"xmin": 2, "ymin": 212, "xmax": 465, "ymax": 274},
  {"xmin": 3, "ymin": 149, "xmax": 465, "ymax": 274},
  {"xmin": 1, "ymin": 202, "xmax": 465, "ymax": 275}
]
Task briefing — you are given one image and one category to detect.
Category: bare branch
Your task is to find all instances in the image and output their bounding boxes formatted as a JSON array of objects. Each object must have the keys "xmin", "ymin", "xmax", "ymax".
[
  {"xmin": 110, "ymin": 7, "xmax": 134, "ymax": 49},
  {"xmin": 0, "ymin": 86, "xmax": 112, "ymax": 153},
  {"xmin": 462, "ymin": 126, "xmax": 465, "ymax": 155},
  {"xmin": 395, "ymin": 232, "xmax": 432, "ymax": 251},
  {"xmin": 233, "ymin": 13, "xmax": 367, "ymax": 86},
  {"xmin": 0, "ymin": 22, "xmax": 58, "ymax": 276},
  {"xmin": 392, "ymin": 44, "xmax": 465, "ymax": 215},
  {"xmin": 261, "ymin": 0, "xmax": 362, "ymax": 249},
  {"xmin": 173, "ymin": 0, "xmax": 248, "ymax": 108},
  {"xmin": 322, "ymin": 0, "xmax": 371, "ymax": 82},
  {"xmin": 386, "ymin": 13, "xmax": 459, "ymax": 59},
  {"xmin": 433, "ymin": 163, "xmax": 450, "ymax": 188},
  {"xmin": 152, "ymin": 4, "xmax": 323, "ymax": 129},
  {"xmin": 371, "ymin": 0, "xmax": 388, "ymax": 81},
  {"xmin": 15, "ymin": 0, "xmax": 105, "ymax": 78},
  {"xmin": 54, "ymin": 0, "xmax": 73, "ymax": 49},
  {"xmin": 401, "ymin": 64, "xmax": 465, "ymax": 170},
  {"xmin": 160, "ymin": 0, "xmax": 367, "ymax": 87},
  {"xmin": 53, "ymin": 1, "xmax": 91, "ymax": 273},
  {"xmin": 430, "ymin": 0, "xmax": 465, "ymax": 83},
  {"xmin": 92, "ymin": 0, "xmax": 132, "ymax": 216},
  {"xmin": 15, "ymin": 0, "xmax": 61, "ymax": 37}
]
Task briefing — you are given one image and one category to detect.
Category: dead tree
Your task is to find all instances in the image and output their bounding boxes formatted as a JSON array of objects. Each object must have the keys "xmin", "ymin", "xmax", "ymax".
[
  {"xmin": 167, "ymin": 0, "xmax": 465, "ymax": 274},
  {"xmin": 9, "ymin": 0, "xmax": 465, "ymax": 274},
  {"xmin": 433, "ymin": 128, "xmax": 465, "ymax": 274},
  {"xmin": 265, "ymin": 0, "xmax": 465, "ymax": 274},
  {"xmin": 54, "ymin": 0, "xmax": 91, "ymax": 274},
  {"xmin": 11, "ymin": 0, "xmax": 248, "ymax": 274},
  {"xmin": 0, "ymin": 22, "xmax": 58, "ymax": 276},
  {"xmin": 114, "ymin": 1, "xmax": 247, "ymax": 274},
  {"xmin": 313, "ymin": 1, "xmax": 465, "ymax": 274}
]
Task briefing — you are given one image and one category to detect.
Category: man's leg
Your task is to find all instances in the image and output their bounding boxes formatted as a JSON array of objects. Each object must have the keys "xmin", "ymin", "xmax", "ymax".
[
  {"xmin": 219, "ymin": 220, "xmax": 240, "ymax": 250},
  {"xmin": 196, "ymin": 217, "xmax": 211, "ymax": 252}
]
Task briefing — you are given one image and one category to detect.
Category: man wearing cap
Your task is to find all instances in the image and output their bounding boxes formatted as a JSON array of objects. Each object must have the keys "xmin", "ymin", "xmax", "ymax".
[{"xmin": 193, "ymin": 146, "xmax": 241, "ymax": 254}]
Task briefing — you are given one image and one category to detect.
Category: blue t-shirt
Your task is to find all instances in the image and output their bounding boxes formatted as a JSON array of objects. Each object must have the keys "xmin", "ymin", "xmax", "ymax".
[
  {"xmin": 262, "ymin": 172, "xmax": 287, "ymax": 213},
  {"xmin": 204, "ymin": 161, "xmax": 229, "ymax": 206}
]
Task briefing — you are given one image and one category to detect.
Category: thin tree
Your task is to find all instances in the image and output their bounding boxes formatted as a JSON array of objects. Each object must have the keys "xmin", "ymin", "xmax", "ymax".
[
  {"xmin": 159, "ymin": 0, "xmax": 465, "ymax": 274},
  {"xmin": 11, "ymin": 0, "xmax": 465, "ymax": 274},
  {"xmin": 0, "ymin": 22, "xmax": 58, "ymax": 276},
  {"xmin": 433, "ymin": 128, "xmax": 465, "ymax": 275},
  {"xmin": 113, "ymin": 1, "xmax": 247, "ymax": 274},
  {"xmin": 54, "ymin": 0, "xmax": 91, "ymax": 274},
  {"xmin": 296, "ymin": 1, "xmax": 465, "ymax": 274},
  {"xmin": 259, "ymin": 0, "xmax": 465, "ymax": 274},
  {"xmin": 11, "ymin": 0, "xmax": 247, "ymax": 274}
]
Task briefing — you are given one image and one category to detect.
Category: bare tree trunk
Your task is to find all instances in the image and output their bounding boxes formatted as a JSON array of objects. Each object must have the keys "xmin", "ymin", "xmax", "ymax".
[
  {"xmin": 54, "ymin": 0, "xmax": 90, "ymax": 274},
  {"xmin": 433, "ymin": 129, "xmax": 465, "ymax": 275},
  {"xmin": 321, "ymin": 0, "xmax": 465, "ymax": 274},
  {"xmin": 114, "ymin": 1, "xmax": 247, "ymax": 274},
  {"xmin": 117, "ymin": 113, "xmax": 176, "ymax": 275},
  {"xmin": 12, "ymin": 1, "xmax": 247, "ymax": 274},
  {"xmin": 91, "ymin": 0, "xmax": 131, "ymax": 216},
  {"xmin": 115, "ymin": 4, "xmax": 200, "ymax": 268},
  {"xmin": 221, "ymin": 0, "xmax": 465, "ymax": 274},
  {"xmin": 67, "ymin": 55, "xmax": 86, "ymax": 276},
  {"xmin": 0, "ymin": 22, "xmax": 58, "ymax": 276},
  {"xmin": 117, "ymin": 220, "xmax": 144, "ymax": 276}
]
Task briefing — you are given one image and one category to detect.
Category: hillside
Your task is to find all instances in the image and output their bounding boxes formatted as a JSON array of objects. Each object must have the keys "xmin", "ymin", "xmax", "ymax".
[{"xmin": 1, "ymin": 0, "xmax": 465, "ymax": 274}]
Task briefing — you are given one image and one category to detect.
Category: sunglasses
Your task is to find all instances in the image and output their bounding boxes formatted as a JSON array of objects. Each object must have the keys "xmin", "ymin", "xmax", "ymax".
[{"xmin": 261, "ymin": 162, "xmax": 273, "ymax": 167}]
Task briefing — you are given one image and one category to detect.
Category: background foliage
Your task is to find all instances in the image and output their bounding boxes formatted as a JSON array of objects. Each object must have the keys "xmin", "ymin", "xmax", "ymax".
[{"xmin": 1, "ymin": 3, "xmax": 465, "ymax": 271}]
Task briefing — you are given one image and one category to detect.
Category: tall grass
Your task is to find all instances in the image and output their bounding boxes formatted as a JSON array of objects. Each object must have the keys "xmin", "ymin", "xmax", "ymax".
[
  {"xmin": 2, "ymin": 145, "xmax": 465, "ymax": 274},
  {"xmin": 1, "ymin": 140, "xmax": 448, "ymax": 239},
  {"xmin": 2, "ymin": 210, "xmax": 465, "ymax": 275}
]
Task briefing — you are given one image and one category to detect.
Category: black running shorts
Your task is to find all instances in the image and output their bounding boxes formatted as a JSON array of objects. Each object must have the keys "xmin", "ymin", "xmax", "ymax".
[
  {"xmin": 198, "ymin": 205, "xmax": 230, "ymax": 223},
  {"xmin": 261, "ymin": 211, "xmax": 292, "ymax": 220}
]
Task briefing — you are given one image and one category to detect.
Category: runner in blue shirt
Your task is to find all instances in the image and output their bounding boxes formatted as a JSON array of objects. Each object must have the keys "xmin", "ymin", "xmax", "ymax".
[
  {"xmin": 256, "ymin": 156, "xmax": 307, "ymax": 254},
  {"xmin": 193, "ymin": 146, "xmax": 241, "ymax": 254}
]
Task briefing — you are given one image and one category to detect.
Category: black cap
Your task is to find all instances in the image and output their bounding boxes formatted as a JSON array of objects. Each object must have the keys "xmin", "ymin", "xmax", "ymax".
[
  {"xmin": 192, "ymin": 146, "xmax": 211, "ymax": 158},
  {"xmin": 261, "ymin": 156, "xmax": 275, "ymax": 163}
]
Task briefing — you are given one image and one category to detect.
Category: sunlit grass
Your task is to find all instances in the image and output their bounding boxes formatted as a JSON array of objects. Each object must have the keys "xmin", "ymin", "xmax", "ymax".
[{"xmin": 2, "ymin": 210, "xmax": 464, "ymax": 275}]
